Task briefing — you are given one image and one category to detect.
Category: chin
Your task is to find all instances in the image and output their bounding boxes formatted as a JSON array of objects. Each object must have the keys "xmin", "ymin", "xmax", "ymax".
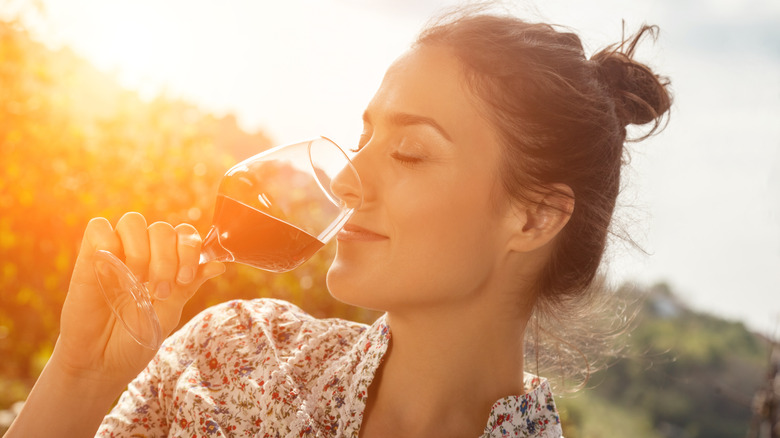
[
  {"xmin": 325, "ymin": 259, "xmax": 359, "ymax": 306},
  {"xmin": 326, "ymin": 260, "xmax": 385, "ymax": 312}
]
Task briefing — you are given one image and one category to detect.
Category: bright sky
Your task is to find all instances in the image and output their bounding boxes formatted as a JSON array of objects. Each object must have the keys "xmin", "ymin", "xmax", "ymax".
[{"xmin": 15, "ymin": 0, "xmax": 780, "ymax": 334}]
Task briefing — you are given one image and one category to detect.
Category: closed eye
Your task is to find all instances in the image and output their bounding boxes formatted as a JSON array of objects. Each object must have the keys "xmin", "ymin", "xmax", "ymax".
[{"xmin": 390, "ymin": 151, "xmax": 423, "ymax": 164}]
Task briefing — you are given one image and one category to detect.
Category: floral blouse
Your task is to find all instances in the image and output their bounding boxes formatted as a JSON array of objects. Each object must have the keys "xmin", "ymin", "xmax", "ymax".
[{"xmin": 97, "ymin": 299, "xmax": 562, "ymax": 437}]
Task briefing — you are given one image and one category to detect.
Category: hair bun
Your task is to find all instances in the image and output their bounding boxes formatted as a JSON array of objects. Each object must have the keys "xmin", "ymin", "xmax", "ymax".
[{"xmin": 591, "ymin": 25, "xmax": 672, "ymax": 134}]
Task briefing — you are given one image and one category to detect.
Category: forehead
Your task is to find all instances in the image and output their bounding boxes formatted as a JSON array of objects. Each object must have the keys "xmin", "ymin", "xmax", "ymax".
[
  {"xmin": 366, "ymin": 45, "xmax": 496, "ymax": 146},
  {"xmin": 380, "ymin": 44, "xmax": 467, "ymax": 104}
]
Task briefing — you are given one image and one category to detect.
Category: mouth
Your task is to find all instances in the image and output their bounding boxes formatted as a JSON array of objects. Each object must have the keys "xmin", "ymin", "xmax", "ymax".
[{"xmin": 337, "ymin": 223, "xmax": 389, "ymax": 242}]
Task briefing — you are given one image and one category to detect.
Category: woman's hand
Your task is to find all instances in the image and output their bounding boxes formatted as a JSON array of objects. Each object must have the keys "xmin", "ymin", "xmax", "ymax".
[
  {"xmin": 54, "ymin": 212, "xmax": 225, "ymax": 386},
  {"xmin": 5, "ymin": 213, "xmax": 224, "ymax": 437}
]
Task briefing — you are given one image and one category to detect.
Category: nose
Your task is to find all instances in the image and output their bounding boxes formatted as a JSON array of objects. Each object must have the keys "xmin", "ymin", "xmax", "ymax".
[{"xmin": 329, "ymin": 153, "xmax": 363, "ymax": 211}]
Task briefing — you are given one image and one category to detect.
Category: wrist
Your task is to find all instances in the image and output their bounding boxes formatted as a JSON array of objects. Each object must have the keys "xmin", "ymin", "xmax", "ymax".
[
  {"xmin": 5, "ymin": 351, "xmax": 128, "ymax": 438},
  {"xmin": 46, "ymin": 343, "xmax": 131, "ymax": 399}
]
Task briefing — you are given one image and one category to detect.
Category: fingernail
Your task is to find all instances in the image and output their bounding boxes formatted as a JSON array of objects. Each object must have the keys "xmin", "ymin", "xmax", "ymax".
[
  {"xmin": 176, "ymin": 266, "xmax": 196, "ymax": 285},
  {"xmin": 155, "ymin": 282, "xmax": 171, "ymax": 300}
]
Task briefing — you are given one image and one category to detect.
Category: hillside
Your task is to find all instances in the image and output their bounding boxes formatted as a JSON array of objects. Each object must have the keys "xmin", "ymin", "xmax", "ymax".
[{"xmin": 558, "ymin": 283, "xmax": 771, "ymax": 437}]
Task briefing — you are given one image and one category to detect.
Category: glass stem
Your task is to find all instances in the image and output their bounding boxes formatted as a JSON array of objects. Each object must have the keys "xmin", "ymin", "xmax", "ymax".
[{"xmin": 199, "ymin": 226, "xmax": 233, "ymax": 264}]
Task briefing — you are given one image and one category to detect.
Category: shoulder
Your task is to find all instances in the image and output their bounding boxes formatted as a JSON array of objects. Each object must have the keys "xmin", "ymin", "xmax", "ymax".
[
  {"xmin": 184, "ymin": 298, "xmax": 368, "ymax": 339},
  {"xmin": 186, "ymin": 297, "xmax": 313, "ymax": 326},
  {"xmin": 484, "ymin": 374, "xmax": 562, "ymax": 438},
  {"xmin": 163, "ymin": 298, "xmax": 370, "ymax": 362}
]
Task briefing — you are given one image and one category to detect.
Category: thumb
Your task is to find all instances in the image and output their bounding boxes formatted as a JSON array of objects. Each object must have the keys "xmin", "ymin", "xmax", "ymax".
[
  {"xmin": 168, "ymin": 261, "xmax": 225, "ymax": 307},
  {"xmin": 154, "ymin": 261, "xmax": 225, "ymax": 336},
  {"xmin": 191, "ymin": 261, "xmax": 227, "ymax": 296}
]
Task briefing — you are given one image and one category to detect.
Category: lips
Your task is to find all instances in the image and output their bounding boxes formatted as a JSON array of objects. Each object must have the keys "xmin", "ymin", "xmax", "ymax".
[{"xmin": 337, "ymin": 223, "xmax": 389, "ymax": 242}]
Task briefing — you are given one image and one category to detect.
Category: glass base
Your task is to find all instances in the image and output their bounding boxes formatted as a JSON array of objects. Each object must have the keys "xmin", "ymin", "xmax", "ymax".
[{"xmin": 93, "ymin": 250, "xmax": 163, "ymax": 350}]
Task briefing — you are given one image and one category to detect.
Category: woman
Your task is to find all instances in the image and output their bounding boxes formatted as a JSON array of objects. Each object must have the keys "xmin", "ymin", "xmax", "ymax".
[{"xmin": 6, "ymin": 10, "xmax": 671, "ymax": 438}]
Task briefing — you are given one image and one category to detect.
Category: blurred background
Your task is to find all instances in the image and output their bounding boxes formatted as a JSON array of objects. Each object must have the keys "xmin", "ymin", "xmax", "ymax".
[{"xmin": 0, "ymin": 0, "xmax": 778, "ymax": 436}]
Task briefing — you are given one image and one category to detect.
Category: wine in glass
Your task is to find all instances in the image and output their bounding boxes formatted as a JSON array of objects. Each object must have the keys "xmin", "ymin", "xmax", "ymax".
[{"xmin": 93, "ymin": 137, "xmax": 362, "ymax": 350}]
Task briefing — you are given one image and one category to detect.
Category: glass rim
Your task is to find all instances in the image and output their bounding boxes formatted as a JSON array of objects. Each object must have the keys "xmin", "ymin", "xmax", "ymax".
[{"xmin": 309, "ymin": 135, "xmax": 363, "ymax": 212}]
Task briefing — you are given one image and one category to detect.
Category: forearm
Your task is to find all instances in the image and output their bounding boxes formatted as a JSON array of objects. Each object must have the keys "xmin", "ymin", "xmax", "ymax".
[{"xmin": 4, "ymin": 354, "xmax": 127, "ymax": 438}]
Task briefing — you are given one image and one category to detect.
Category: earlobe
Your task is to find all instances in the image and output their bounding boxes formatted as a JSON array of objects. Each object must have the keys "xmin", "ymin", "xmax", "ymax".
[{"xmin": 507, "ymin": 184, "xmax": 574, "ymax": 253}]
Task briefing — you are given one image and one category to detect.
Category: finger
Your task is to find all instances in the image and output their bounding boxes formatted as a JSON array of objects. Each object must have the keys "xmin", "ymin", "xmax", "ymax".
[
  {"xmin": 115, "ymin": 212, "xmax": 150, "ymax": 282},
  {"xmin": 169, "ymin": 261, "xmax": 226, "ymax": 307},
  {"xmin": 147, "ymin": 221, "xmax": 178, "ymax": 300},
  {"xmin": 174, "ymin": 223, "xmax": 201, "ymax": 286},
  {"xmin": 155, "ymin": 261, "xmax": 225, "ymax": 335},
  {"xmin": 193, "ymin": 261, "xmax": 226, "ymax": 292},
  {"xmin": 83, "ymin": 217, "xmax": 122, "ymax": 259},
  {"xmin": 65, "ymin": 217, "xmax": 123, "ymax": 338},
  {"xmin": 71, "ymin": 217, "xmax": 122, "ymax": 287}
]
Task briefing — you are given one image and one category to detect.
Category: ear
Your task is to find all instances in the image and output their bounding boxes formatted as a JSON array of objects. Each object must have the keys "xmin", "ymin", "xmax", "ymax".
[{"xmin": 505, "ymin": 184, "xmax": 574, "ymax": 253}]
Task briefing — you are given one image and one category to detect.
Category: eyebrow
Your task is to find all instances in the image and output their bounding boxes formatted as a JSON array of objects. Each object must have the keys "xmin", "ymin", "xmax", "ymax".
[{"xmin": 363, "ymin": 110, "xmax": 453, "ymax": 142}]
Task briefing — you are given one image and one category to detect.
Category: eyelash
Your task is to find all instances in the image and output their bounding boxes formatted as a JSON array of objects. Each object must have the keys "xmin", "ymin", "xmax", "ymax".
[
  {"xmin": 349, "ymin": 132, "xmax": 370, "ymax": 153},
  {"xmin": 349, "ymin": 130, "xmax": 424, "ymax": 165},
  {"xmin": 390, "ymin": 151, "xmax": 423, "ymax": 165}
]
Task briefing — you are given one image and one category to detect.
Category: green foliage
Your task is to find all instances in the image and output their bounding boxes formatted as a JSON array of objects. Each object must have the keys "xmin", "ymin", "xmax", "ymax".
[
  {"xmin": 558, "ymin": 390, "xmax": 662, "ymax": 438},
  {"xmin": 558, "ymin": 283, "xmax": 770, "ymax": 438}
]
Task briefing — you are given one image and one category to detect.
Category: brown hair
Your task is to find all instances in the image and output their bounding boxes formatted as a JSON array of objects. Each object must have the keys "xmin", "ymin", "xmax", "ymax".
[{"xmin": 416, "ymin": 11, "xmax": 672, "ymax": 387}]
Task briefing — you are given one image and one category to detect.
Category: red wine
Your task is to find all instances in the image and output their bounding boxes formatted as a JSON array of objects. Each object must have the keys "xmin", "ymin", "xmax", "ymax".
[{"xmin": 202, "ymin": 195, "xmax": 324, "ymax": 272}]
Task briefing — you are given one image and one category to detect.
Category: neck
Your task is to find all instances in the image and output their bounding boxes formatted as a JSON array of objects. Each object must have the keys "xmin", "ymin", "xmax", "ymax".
[{"xmin": 362, "ymin": 294, "xmax": 530, "ymax": 438}]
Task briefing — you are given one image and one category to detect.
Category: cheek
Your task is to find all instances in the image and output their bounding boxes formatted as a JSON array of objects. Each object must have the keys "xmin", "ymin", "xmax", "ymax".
[
  {"xmin": 327, "ymin": 168, "xmax": 504, "ymax": 308},
  {"xmin": 386, "ymin": 181, "xmax": 504, "ymax": 292}
]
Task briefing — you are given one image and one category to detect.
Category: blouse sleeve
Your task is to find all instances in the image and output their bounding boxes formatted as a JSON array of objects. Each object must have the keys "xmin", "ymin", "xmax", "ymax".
[
  {"xmin": 95, "ymin": 305, "xmax": 213, "ymax": 437},
  {"xmin": 95, "ymin": 298, "xmax": 354, "ymax": 437}
]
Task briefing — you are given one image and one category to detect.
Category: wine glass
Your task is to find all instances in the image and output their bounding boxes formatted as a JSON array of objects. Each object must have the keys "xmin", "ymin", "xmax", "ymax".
[{"xmin": 92, "ymin": 137, "xmax": 362, "ymax": 350}]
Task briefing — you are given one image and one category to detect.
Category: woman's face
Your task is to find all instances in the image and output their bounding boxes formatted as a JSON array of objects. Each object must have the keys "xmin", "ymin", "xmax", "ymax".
[{"xmin": 327, "ymin": 44, "xmax": 518, "ymax": 312}]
